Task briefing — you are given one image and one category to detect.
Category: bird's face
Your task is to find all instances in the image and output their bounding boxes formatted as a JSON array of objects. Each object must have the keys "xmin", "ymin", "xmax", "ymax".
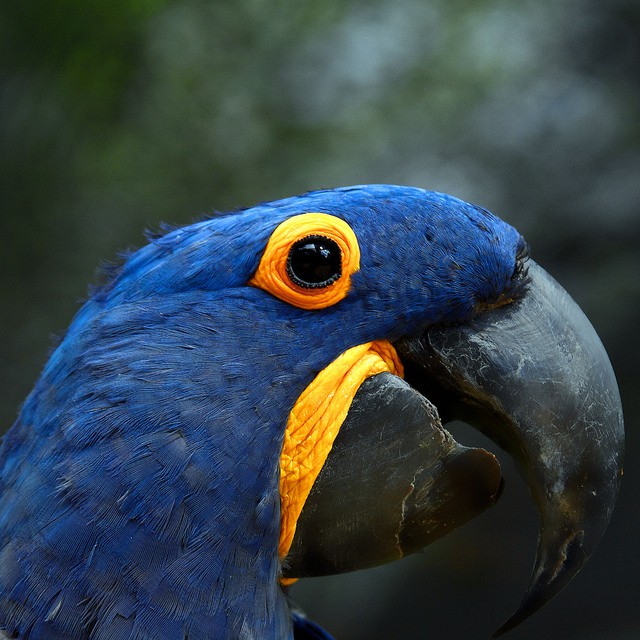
[
  {"xmin": 1, "ymin": 185, "xmax": 622, "ymax": 638},
  {"xmin": 104, "ymin": 184, "xmax": 621, "ymax": 630},
  {"xmin": 103, "ymin": 184, "xmax": 622, "ymax": 632}
]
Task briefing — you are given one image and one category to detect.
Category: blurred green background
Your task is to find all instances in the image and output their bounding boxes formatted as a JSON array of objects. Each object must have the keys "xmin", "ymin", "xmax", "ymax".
[{"xmin": 1, "ymin": 0, "xmax": 639, "ymax": 638}]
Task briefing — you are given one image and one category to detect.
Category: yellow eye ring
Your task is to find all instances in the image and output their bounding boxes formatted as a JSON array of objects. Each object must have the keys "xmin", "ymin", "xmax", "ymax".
[{"xmin": 250, "ymin": 213, "xmax": 360, "ymax": 310}]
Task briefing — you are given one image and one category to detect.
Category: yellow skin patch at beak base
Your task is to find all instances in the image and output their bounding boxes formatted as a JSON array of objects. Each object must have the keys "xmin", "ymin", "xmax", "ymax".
[{"xmin": 279, "ymin": 340, "xmax": 404, "ymax": 582}]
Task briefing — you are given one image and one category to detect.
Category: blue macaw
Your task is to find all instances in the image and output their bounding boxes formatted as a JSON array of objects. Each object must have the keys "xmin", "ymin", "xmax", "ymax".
[{"xmin": 0, "ymin": 185, "xmax": 623, "ymax": 639}]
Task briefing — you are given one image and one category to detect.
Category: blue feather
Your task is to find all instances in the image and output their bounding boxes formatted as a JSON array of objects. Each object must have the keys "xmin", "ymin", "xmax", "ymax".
[{"xmin": 0, "ymin": 185, "xmax": 522, "ymax": 638}]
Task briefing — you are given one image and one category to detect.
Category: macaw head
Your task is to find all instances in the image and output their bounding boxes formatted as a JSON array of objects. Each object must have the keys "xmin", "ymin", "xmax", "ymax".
[{"xmin": 0, "ymin": 185, "xmax": 623, "ymax": 639}]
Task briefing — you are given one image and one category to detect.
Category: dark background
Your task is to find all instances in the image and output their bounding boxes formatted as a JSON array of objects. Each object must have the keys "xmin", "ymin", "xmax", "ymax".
[{"xmin": 1, "ymin": 1, "xmax": 638, "ymax": 638}]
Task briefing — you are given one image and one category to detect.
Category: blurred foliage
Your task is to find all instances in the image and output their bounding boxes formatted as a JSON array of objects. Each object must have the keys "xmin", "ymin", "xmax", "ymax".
[
  {"xmin": 1, "ymin": 0, "xmax": 639, "ymax": 639},
  {"xmin": 2, "ymin": 0, "xmax": 167, "ymax": 113}
]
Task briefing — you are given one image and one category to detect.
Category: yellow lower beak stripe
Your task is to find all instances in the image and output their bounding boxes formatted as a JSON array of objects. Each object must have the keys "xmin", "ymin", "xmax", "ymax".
[{"xmin": 278, "ymin": 340, "xmax": 404, "ymax": 573}]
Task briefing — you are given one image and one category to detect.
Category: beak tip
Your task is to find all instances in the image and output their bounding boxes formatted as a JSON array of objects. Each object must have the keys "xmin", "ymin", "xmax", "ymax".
[
  {"xmin": 493, "ymin": 530, "xmax": 590, "ymax": 636},
  {"xmin": 492, "ymin": 587, "xmax": 553, "ymax": 637},
  {"xmin": 493, "ymin": 614, "xmax": 524, "ymax": 638},
  {"xmin": 492, "ymin": 587, "xmax": 553, "ymax": 638}
]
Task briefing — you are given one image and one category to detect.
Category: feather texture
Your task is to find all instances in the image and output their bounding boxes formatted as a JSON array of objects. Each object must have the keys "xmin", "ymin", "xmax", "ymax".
[{"xmin": 0, "ymin": 186, "xmax": 522, "ymax": 638}]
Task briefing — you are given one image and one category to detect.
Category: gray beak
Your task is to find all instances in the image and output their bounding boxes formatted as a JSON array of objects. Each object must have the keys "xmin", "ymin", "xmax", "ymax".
[
  {"xmin": 397, "ymin": 261, "xmax": 624, "ymax": 633},
  {"xmin": 284, "ymin": 261, "xmax": 623, "ymax": 634}
]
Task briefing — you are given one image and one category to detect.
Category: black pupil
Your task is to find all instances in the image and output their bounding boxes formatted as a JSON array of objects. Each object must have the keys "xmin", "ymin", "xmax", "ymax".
[{"xmin": 287, "ymin": 235, "xmax": 342, "ymax": 288}]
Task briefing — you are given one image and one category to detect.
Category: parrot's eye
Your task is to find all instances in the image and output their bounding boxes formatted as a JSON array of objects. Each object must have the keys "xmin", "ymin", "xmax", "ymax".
[
  {"xmin": 250, "ymin": 213, "xmax": 361, "ymax": 310},
  {"xmin": 287, "ymin": 235, "xmax": 342, "ymax": 288}
]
